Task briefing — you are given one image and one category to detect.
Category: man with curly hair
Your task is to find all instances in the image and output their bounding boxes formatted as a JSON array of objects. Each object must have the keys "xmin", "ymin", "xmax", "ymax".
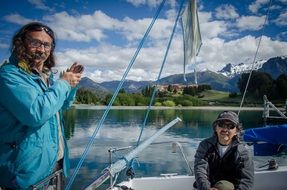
[{"xmin": 0, "ymin": 22, "xmax": 84, "ymax": 189}]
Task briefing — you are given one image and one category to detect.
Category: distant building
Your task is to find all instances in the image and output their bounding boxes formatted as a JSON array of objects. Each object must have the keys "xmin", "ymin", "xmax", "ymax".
[{"xmin": 157, "ymin": 84, "xmax": 198, "ymax": 91}]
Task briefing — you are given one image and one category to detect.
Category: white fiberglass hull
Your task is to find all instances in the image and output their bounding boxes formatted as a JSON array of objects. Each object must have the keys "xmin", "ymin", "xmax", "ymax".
[{"xmin": 111, "ymin": 165, "xmax": 287, "ymax": 190}]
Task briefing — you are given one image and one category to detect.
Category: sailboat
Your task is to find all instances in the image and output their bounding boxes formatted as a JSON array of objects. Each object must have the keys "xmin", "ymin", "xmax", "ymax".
[
  {"xmin": 16, "ymin": 0, "xmax": 286, "ymax": 189},
  {"xmin": 80, "ymin": 0, "xmax": 287, "ymax": 190}
]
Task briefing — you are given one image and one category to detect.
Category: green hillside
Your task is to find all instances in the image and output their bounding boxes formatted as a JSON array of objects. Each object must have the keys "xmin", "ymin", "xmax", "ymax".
[
  {"xmin": 199, "ymin": 90, "xmax": 229, "ymax": 101},
  {"xmin": 198, "ymin": 90, "xmax": 269, "ymax": 107}
]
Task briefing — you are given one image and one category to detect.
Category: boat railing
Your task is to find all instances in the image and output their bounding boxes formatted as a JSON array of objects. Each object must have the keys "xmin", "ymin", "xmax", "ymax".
[
  {"xmin": 262, "ymin": 95, "xmax": 287, "ymax": 123},
  {"xmin": 148, "ymin": 140, "xmax": 193, "ymax": 175},
  {"xmin": 171, "ymin": 141, "xmax": 193, "ymax": 175}
]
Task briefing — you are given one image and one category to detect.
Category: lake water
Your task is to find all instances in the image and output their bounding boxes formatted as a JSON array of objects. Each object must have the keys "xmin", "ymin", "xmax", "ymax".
[{"xmin": 63, "ymin": 106, "xmax": 287, "ymax": 190}]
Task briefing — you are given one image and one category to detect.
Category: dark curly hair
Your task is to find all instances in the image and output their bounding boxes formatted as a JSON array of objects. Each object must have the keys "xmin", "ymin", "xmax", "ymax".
[{"xmin": 11, "ymin": 22, "xmax": 56, "ymax": 70}]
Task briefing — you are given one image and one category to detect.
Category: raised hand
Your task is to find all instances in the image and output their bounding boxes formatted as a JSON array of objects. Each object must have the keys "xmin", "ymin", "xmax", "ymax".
[
  {"xmin": 67, "ymin": 62, "xmax": 84, "ymax": 74},
  {"xmin": 61, "ymin": 62, "xmax": 84, "ymax": 87}
]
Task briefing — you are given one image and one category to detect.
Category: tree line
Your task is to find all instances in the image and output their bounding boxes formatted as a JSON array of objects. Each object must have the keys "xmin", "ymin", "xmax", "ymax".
[
  {"xmin": 75, "ymin": 84, "xmax": 209, "ymax": 106},
  {"xmin": 238, "ymin": 71, "xmax": 287, "ymax": 100},
  {"xmin": 75, "ymin": 71, "xmax": 287, "ymax": 106}
]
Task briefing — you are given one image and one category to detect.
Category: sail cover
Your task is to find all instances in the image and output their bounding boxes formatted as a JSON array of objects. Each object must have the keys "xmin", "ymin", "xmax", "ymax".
[
  {"xmin": 181, "ymin": 0, "xmax": 202, "ymax": 80},
  {"xmin": 243, "ymin": 124, "xmax": 287, "ymax": 155}
]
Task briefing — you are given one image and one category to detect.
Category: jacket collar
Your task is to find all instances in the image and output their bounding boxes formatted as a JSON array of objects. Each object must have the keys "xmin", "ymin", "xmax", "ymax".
[
  {"xmin": 7, "ymin": 54, "xmax": 32, "ymax": 74},
  {"xmin": 18, "ymin": 60, "xmax": 32, "ymax": 74},
  {"xmin": 9, "ymin": 54, "xmax": 51, "ymax": 77}
]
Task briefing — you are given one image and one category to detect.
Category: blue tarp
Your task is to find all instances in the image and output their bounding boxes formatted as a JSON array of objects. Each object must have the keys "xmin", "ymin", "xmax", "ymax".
[{"xmin": 243, "ymin": 124, "xmax": 287, "ymax": 156}]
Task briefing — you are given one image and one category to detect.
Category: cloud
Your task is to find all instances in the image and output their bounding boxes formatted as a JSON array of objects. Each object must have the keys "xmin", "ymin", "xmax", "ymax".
[
  {"xmin": 40, "ymin": 10, "xmax": 174, "ymax": 44},
  {"xmin": 28, "ymin": 0, "xmax": 54, "ymax": 11},
  {"xmin": 43, "ymin": 11, "xmax": 115, "ymax": 42},
  {"xmin": 248, "ymin": 0, "xmax": 269, "ymax": 13},
  {"xmin": 125, "ymin": 0, "xmax": 162, "ymax": 8},
  {"xmin": 125, "ymin": 0, "xmax": 149, "ymax": 7},
  {"xmin": 4, "ymin": 14, "xmax": 33, "ymax": 25},
  {"xmin": 215, "ymin": 4, "xmax": 239, "ymax": 20},
  {"xmin": 55, "ymin": 42, "xmax": 175, "ymax": 82},
  {"xmin": 236, "ymin": 15, "xmax": 266, "ymax": 31},
  {"xmin": 274, "ymin": 12, "xmax": 287, "ymax": 26},
  {"xmin": 124, "ymin": 0, "xmax": 178, "ymax": 12},
  {"xmin": 199, "ymin": 11, "xmax": 228, "ymax": 39},
  {"xmin": 197, "ymin": 35, "xmax": 287, "ymax": 72},
  {"xmin": 120, "ymin": 17, "xmax": 173, "ymax": 42}
]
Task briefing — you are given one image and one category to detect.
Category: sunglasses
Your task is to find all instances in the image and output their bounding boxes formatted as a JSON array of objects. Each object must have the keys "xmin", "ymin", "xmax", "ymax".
[
  {"xmin": 25, "ymin": 37, "xmax": 52, "ymax": 51},
  {"xmin": 217, "ymin": 121, "xmax": 236, "ymax": 130}
]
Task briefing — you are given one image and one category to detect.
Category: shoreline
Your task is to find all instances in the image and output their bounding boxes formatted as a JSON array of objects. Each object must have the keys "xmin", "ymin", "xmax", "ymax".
[{"xmin": 73, "ymin": 104, "xmax": 267, "ymax": 111}]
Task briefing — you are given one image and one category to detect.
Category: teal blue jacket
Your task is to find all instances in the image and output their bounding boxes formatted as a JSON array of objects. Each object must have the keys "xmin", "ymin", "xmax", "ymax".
[{"xmin": 0, "ymin": 55, "xmax": 76, "ymax": 189}]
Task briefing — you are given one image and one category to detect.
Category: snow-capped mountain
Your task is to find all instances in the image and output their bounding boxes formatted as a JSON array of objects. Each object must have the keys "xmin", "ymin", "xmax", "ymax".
[{"xmin": 218, "ymin": 59, "xmax": 267, "ymax": 77}]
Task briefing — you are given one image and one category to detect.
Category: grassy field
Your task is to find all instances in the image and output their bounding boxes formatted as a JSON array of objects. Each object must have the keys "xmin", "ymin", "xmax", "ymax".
[
  {"xmin": 198, "ymin": 90, "xmax": 272, "ymax": 107},
  {"xmin": 199, "ymin": 90, "xmax": 229, "ymax": 101}
]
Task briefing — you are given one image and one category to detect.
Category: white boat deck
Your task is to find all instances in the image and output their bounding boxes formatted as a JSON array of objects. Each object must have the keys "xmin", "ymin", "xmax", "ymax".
[{"xmin": 112, "ymin": 165, "xmax": 287, "ymax": 190}]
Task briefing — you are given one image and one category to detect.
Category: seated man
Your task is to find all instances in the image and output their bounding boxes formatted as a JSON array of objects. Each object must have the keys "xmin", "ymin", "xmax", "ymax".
[{"xmin": 194, "ymin": 111, "xmax": 254, "ymax": 190}]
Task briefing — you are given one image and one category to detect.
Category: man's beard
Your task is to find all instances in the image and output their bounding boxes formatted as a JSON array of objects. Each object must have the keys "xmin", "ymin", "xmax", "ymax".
[
  {"xmin": 27, "ymin": 51, "xmax": 47, "ymax": 69},
  {"xmin": 31, "ymin": 51, "xmax": 46, "ymax": 61}
]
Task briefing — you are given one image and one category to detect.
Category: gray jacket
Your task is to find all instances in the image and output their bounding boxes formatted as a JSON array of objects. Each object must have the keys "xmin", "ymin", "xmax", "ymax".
[{"xmin": 194, "ymin": 135, "xmax": 254, "ymax": 190}]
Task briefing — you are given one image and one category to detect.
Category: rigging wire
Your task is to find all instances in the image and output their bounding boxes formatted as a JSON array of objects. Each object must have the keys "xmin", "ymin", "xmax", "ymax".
[
  {"xmin": 64, "ymin": 0, "xmax": 167, "ymax": 189},
  {"xmin": 136, "ymin": 0, "xmax": 186, "ymax": 146},
  {"xmin": 238, "ymin": 0, "xmax": 273, "ymax": 116}
]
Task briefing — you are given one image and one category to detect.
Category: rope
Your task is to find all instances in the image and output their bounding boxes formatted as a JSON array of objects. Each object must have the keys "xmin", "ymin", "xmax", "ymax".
[
  {"xmin": 238, "ymin": 0, "xmax": 273, "ymax": 116},
  {"xmin": 64, "ymin": 1, "xmax": 166, "ymax": 189},
  {"xmin": 136, "ymin": 0, "xmax": 186, "ymax": 146}
]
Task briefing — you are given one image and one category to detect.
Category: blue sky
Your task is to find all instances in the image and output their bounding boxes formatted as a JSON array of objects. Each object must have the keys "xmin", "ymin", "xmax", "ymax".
[{"xmin": 0, "ymin": 0, "xmax": 286, "ymax": 82}]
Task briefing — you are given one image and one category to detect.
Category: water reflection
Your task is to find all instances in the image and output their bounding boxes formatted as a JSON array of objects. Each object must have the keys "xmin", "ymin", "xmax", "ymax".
[{"xmin": 63, "ymin": 107, "xmax": 270, "ymax": 190}]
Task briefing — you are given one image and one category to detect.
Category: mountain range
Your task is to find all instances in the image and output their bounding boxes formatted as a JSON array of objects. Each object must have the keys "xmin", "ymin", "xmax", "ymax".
[{"xmin": 79, "ymin": 55, "xmax": 287, "ymax": 97}]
